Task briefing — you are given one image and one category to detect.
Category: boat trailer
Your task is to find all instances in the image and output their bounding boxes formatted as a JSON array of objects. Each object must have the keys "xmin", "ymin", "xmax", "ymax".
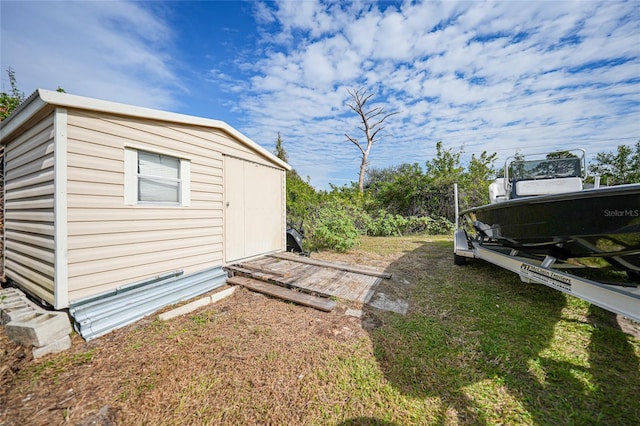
[{"xmin": 453, "ymin": 185, "xmax": 640, "ymax": 323}]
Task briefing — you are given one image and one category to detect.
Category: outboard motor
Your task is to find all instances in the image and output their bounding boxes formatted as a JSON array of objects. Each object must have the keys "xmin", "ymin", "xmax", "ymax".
[{"xmin": 286, "ymin": 222, "xmax": 309, "ymax": 256}]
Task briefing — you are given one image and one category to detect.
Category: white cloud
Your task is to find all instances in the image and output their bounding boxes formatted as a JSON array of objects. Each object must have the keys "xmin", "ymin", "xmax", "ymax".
[
  {"xmin": 4, "ymin": 0, "xmax": 636, "ymax": 190},
  {"xmin": 239, "ymin": 3, "xmax": 638, "ymax": 186},
  {"xmin": 344, "ymin": 9, "xmax": 382, "ymax": 57},
  {"xmin": 0, "ymin": 1, "xmax": 182, "ymax": 109},
  {"xmin": 302, "ymin": 42, "xmax": 336, "ymax": 87}
]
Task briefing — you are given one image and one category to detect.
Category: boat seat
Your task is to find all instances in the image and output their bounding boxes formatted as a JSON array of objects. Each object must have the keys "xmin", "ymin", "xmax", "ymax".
[
  {"xmin": 515, "ymin": 177, "xmax": 583, "ymax": 196},
  {"xmin": 489, "ymin": 178, "xmax": 507, "ymax": 204}
]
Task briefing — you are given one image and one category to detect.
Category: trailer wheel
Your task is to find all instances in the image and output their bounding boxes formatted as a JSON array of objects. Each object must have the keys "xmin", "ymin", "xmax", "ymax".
[{"xmin": 454, "ymin": 253, "xmax": 467, "ymax": 266}]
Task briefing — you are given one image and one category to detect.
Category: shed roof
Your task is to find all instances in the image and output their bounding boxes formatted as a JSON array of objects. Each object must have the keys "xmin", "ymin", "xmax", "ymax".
[{"xmin": 0, "ymin": 89, "xmax": 290, "ymax": 170}]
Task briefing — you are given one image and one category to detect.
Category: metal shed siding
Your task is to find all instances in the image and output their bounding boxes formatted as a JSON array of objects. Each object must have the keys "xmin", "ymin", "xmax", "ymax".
[
  {"xmin": 166, "ymin": 125, "xmax": 280, "ymax": 167},
  {"xmin": 243, "ymin": 162, "xmax": 285, "ymax": 254},
  {"xmin": 4, "ymin": 112, "xmax": 56, "ymax": 304},
  {"xmin": 65, "ymin": 110, "xmax": 224, "ymax": 302},
  {"xmin": 224, "ymin": 157, "xmax": 285, "ymax": 262}
]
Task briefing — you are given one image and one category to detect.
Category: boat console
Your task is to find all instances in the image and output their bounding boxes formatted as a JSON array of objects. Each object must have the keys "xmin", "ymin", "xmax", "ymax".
[{"xmin": 499, "ymin": 149, "xmax": 586, "ymax": 200}]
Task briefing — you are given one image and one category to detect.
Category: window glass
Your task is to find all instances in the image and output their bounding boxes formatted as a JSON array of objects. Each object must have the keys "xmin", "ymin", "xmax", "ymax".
[
  {"xmin": 509, "ymin": 157, "xmax": 581, "ymax": 181},
  {"xmin": 137, "ymin": 151, "xmax": 181, "ymax": 203}
]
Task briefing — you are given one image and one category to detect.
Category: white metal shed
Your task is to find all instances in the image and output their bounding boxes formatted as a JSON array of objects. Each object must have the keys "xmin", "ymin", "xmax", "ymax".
[{"xmin": 0, "ymin": 89, "xmax": 290, "ymax": 339}]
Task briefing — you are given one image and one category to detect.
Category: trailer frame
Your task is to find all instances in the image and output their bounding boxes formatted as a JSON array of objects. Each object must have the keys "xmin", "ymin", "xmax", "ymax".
[{"xmin": 453, "ymin": 184, "xmax": 640, "ymax": 323}]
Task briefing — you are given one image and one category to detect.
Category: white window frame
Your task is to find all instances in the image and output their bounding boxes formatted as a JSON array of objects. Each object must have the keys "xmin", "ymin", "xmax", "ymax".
[{"xmin": 124, "ymin": 147, "xmax": 190, "ymax": 206}]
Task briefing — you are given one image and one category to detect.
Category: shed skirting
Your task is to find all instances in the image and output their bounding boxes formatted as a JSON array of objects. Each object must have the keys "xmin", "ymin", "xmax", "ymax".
[{"xmin": 69, "ymin": 266, "xmax": 228, "ymax": 341}]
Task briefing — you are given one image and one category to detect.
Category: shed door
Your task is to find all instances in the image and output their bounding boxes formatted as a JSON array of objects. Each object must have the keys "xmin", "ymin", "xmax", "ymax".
[{"xmin": 224, "ymin": 156, "xmax": 284, "ymax": 263}]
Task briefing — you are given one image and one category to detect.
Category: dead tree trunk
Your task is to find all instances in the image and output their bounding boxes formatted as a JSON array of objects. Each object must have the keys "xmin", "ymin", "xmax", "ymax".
[{"xmin": 345, "ymin": 88, "xmax": 399, "ymax": 192}]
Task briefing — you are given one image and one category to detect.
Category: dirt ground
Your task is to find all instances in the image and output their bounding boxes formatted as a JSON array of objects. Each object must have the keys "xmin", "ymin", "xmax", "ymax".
[
  {"xmin": 1, "ymin": 289, "xmax": 372, "ymax": 425},
  {"xmin": 1, "ymin": 241, "xmax": 639, "ymax": 425},
  {"xmin": 0, "ymin": 246, "xmax": 416, "ymax": 425}
]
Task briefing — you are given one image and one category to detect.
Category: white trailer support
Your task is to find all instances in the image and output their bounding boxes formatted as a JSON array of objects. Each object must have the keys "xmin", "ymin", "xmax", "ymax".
[{"xmin": 454, "ymin": 233, "xmax": 640, "ymax": 322}]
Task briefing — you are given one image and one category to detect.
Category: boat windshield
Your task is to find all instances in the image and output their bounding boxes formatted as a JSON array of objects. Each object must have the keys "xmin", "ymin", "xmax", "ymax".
[{"xmin": 509, "ymin": 157, "xmax": 582, "ymax": 181}]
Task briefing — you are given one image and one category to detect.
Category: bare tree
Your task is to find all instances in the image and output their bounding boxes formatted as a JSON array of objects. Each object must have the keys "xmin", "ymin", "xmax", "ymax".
[{"xmin": 345, "ymin": 87, "xmax": 399, "ymax": 192}]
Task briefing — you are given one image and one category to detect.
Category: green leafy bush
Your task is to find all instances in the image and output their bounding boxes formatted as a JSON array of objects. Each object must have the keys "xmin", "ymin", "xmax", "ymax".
[
  {"xmin": 280, "ymin": 140, "xmax": 468, "ymax": 251},
  {"xmin": 403, "ymin": 216, "xmax": 455, "ymax": 235},
  {"xmin": 286, "ymin": 171, "xmax": 321, "ymax": 227},
  {"xmin": 307, "ymin": 202, "xmax": 359, "ymax": 252},
  {"xmin": 366, "ymin": 210, "xmax": 407, "ymax": 236},
  {"xmin": 300, "ymin": 198, "xmax": 455, "ymax": 251}
]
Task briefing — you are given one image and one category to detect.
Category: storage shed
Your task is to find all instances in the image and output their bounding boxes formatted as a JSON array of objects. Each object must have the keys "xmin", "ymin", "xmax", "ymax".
[{"xmin": 0, "ymin": 89, "xmax": 290, "ymax": 339}]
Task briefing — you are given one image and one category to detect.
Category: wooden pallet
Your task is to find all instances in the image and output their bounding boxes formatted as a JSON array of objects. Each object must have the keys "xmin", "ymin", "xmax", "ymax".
[
  {"xmin": 236, "ymin": 263, "xmax": 290, "ymax": 278},
  {"xmin": 227, "ymin": 276, "xmax": 337, "ymax": 312},
  {"xmin": 227, "ymin": 252, "xmax": 388, "ymax": 303},
  {"xmin": 269, "ymin": 252, "xmax": 392, "ymax": 279}
]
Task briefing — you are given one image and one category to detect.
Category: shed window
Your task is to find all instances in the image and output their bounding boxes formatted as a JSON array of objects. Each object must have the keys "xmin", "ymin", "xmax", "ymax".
[
  {"xmin": 138, "ymin": 151, "xmax": 180, "ymax": 202},
  {"xmin": 124, "ymin": 148, "xmax": 190, "ymax": 206}
]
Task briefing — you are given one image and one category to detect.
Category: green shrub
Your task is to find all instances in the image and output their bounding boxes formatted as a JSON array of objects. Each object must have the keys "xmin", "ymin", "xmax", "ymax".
[
  {"xmin": 367, "ymin": 210, "xmax": 407, "ymax": 236},
  {"xmin": 307, "ymin": 202, "xmax": 359, "ymax": 252},
  {"xmin": 304, "ymin": 203, "xmax": 454, "ymax": 252},
  {"xmin": 402, "ymin": 216, "xmax": 454, "ymax": 235}
]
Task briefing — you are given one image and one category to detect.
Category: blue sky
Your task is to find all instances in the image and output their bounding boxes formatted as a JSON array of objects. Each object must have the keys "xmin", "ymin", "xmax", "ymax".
[{"xmin": 1, "ymin": 0, "xmax": 639, "ymax": 189}]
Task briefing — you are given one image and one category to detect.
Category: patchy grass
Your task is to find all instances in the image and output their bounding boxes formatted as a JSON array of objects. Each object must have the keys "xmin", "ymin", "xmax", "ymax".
[
  {"xmin": 1, "ymin": 235, "xmax": 639, "ymax": 425},
  {"xmin": 25, "ymin": 350, "xmax": 95, "ymax": 385}
]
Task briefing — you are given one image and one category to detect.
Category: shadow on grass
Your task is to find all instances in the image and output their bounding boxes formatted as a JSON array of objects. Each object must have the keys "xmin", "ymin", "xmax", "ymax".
[
  {"xmin": 362, "ymin": 239, "xmax": 640, "ymax": 424},
  {"xmin": 336, "ymin": 418, "xmax": 399, "ymax": 426}
]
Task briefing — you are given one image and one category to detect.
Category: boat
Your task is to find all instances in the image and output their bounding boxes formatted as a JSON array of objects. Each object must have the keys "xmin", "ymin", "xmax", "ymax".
[{"xmin": 458, "ymin": 149, "xmax": 640, "ymax": 281}]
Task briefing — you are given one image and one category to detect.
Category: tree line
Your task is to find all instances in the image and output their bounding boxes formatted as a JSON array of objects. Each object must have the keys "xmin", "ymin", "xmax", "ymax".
[{"xmin": 279, "ymin": 138, "xmax": 639, "ymax": 252}]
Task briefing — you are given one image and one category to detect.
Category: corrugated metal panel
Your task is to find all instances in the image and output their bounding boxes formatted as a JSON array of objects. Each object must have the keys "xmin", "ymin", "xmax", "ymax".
[
  {"xmin": 69, "ymin": 266, "xmax": 228, "ymax": 341},
  {"xmin": 4, "ymin": 112, "xmax": 56, "ymax": 305}
]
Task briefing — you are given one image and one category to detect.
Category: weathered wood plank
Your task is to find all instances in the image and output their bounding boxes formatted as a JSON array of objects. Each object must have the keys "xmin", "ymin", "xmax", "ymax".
[
  {"xmin": 224, "ymin": 265, "xmax": 278, "ymax": 281},
  {"xmin": 227, "ymin": 276, "xmax": 337, "ymax": 312},
  {"xmin": 356, "ymin": 277, "xmax": 382, "ymax": 303},
  {"xmin": 282, "ymin": 263, "xmax": 323, "ymax": 285},
  {"xmin": 255, "ymin": 256, "xmax": 304, "ymax": 278},
  {"xmin": 310, "ymin": 269, "xmax": 345, "ymax": 294},
  {"xmin": 237, "ymin": 263, "xmax": 290, "ymax": 278},
  {"xmin": 228, "ymin": 255, "xmax": 384, "ymax": 303},
  {"xmin": 269, "ymin": 252, "xmax": 392, "ymax": 279},
  {"xmin": 224, "ymin": 265, "xmax": 331, "ymax": 299}
]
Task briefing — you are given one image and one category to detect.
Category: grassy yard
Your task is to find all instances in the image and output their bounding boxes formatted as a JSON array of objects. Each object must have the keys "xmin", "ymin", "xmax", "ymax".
[{"xmin": 1, "ymin": 235, "xmax": 639, "ymax": 425}]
